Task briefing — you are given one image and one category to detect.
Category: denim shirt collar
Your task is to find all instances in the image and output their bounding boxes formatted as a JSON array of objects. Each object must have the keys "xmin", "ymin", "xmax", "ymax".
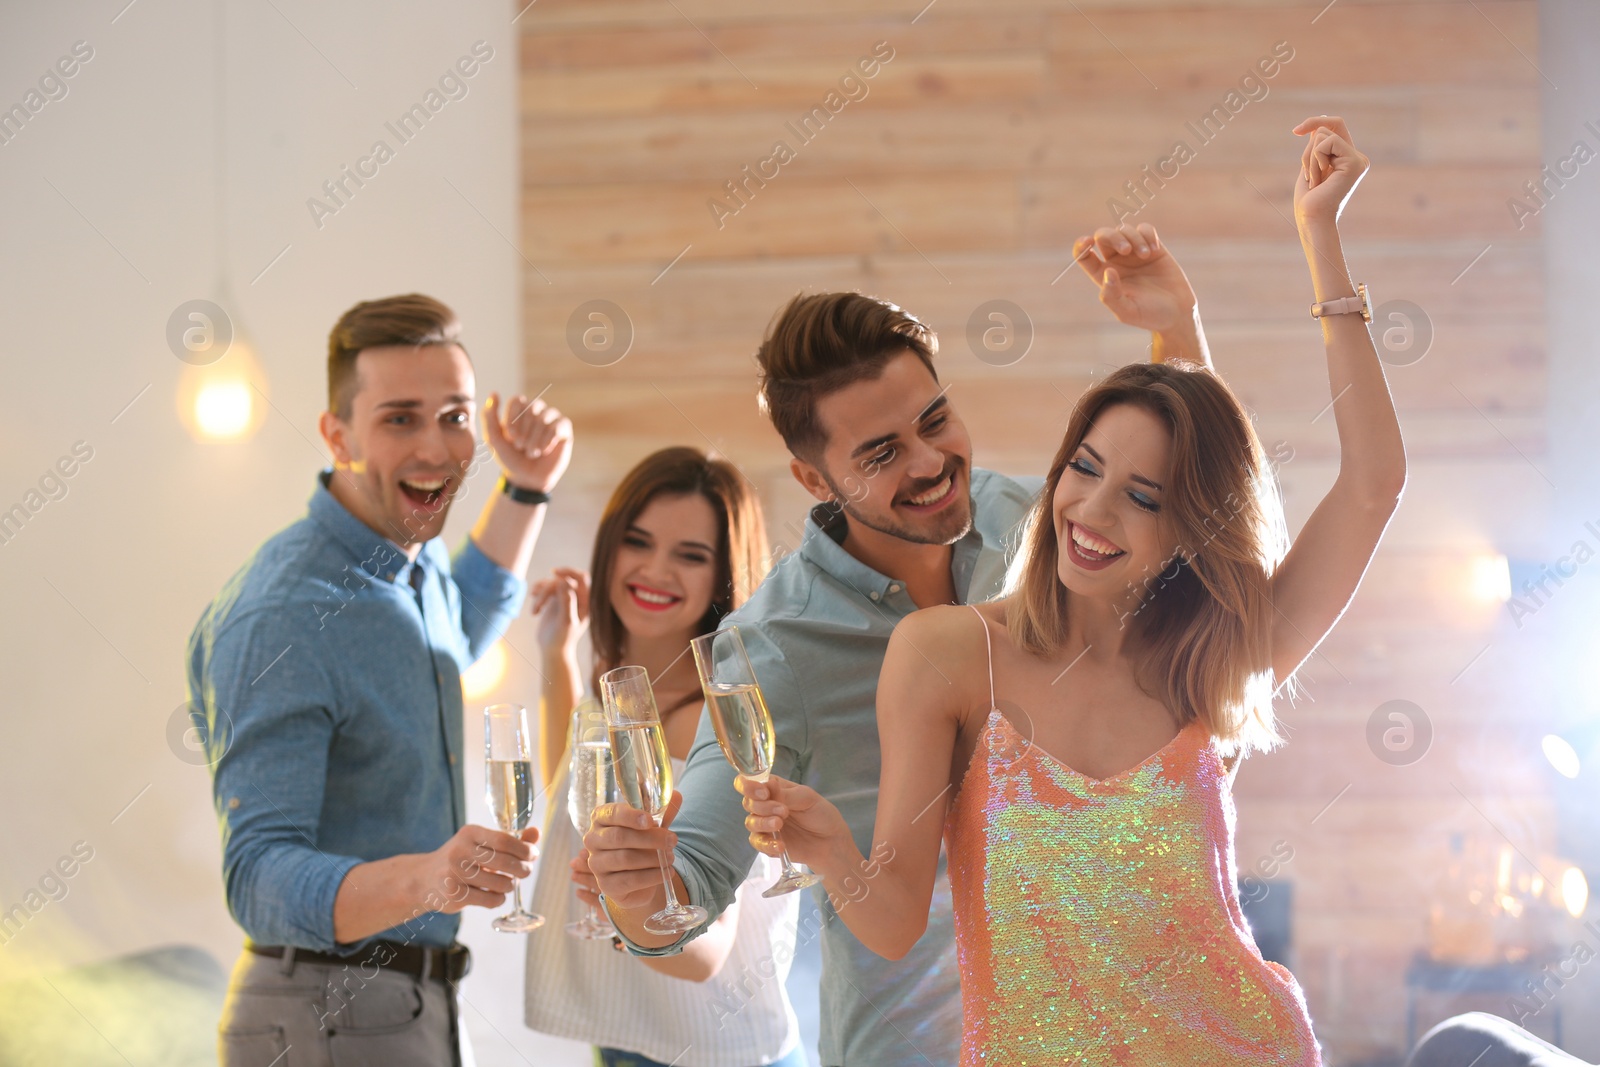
[
  {"xmin": 799, "ymin": 494, "xmax": 988, "ymax": 605},
  {"xmin": 307, "ymin": 470, "xmax": 419, "ymax": 586}
]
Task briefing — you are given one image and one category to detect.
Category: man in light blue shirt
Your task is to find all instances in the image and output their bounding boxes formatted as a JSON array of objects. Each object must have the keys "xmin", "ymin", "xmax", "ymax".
[
  {"xmin": 188, "ymin": 293, "xmax": 572, "ymax": 1066},
  {"xmin": 589, "ymin": 228, "xmax": 1213, "ymax": 1066}
]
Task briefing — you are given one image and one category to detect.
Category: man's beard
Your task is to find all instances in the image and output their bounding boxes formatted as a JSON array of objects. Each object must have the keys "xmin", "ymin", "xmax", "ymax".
[{"xmin": 822, "ymin": 459, "xmax": 974, "ymax": 547}]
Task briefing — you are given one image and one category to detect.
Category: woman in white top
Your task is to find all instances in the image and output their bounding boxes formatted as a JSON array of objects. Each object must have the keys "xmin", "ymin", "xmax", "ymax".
[{"xmin": 523, "ymin": 447, "xmax": 806, "ymax": 1067}]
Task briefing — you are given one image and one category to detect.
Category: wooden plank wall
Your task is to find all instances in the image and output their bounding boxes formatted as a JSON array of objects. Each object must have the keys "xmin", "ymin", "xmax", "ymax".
[{"xmin": 520, "ymin": 2, "xmax": 1554, "ymax": 1061}]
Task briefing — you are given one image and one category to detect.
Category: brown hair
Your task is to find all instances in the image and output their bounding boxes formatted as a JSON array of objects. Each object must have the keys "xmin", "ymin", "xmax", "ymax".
[
  {"xmin": 756, "ymin": 292, "xmax": 939, "ymax": 460},
  {"xmin": 1006, "ymin": 362, "xmax": 1290, "ymax": 755},
  {"xmin": 588, "ymin": 447, "xmax": 770, "ymax": 689},
  {"xmin": 327, "ymin": 294, "xmax": 466, "ymax": 418}
]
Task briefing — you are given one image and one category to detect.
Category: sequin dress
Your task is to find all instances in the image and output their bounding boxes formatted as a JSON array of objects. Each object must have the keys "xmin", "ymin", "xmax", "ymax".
[{"xmin": 943, "ymin": 606, "xmax": 1321, "ymax": 1066}]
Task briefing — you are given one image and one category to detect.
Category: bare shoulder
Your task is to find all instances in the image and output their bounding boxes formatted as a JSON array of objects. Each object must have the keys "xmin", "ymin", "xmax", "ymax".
[
  {"xmin": 892, "ymin": 602, "xmax": 992, "ymax": 655},
  {"xmin": 876, "ymin": 611, "xmax": 980, "ymax": 767},
  {"xmin": 887, "ymin": 601, "xmax": 1007, "ymax": 697}
]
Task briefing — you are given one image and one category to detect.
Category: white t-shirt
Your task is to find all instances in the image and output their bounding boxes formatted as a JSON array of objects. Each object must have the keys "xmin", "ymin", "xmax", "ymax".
[{"xmin": 524, "ymin": 756, "xmax": 802, "ymax": 1066}]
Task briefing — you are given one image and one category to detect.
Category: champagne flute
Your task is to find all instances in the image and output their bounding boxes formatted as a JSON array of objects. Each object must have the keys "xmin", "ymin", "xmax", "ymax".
[
  {"xmin": 690, "ymin": 627, "xmax": 822, "ymax": 898},
  {"xmin": 566, "ymin": 697, "xmax": 617, "ymax": 939},
  {"xmin": 599, "ymin": 665, "xmax": 708, "ymax": 935},
  {"xmin": 484, "ymin": 702, "xmax": 545, "ymax": 933}
]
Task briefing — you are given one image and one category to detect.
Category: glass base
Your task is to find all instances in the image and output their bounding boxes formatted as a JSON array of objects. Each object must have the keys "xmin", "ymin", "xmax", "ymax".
[
  {"xmin": 566, "ymin": 916, "xmax": 616, "ymax": 940},
  {"xmin": 762, "ymin": 868, "xmax": 823, "ymax": 898},
  {"xmin": 493, "ymin": 909, "xmax": 546, "ymax": 933},
  {"xmin": 643, "ymin": 903, "xmax": 708, "ymax": 935}
]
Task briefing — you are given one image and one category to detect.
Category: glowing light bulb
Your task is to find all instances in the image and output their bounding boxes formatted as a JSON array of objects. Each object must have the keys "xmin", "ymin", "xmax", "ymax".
[
  {"xmin": 194, "ymin": 380, "xmax": 254, "ymax": 439},
  {"xmin": 1562, "ymin": 866, "xmax": 1589, "ymax": 919},
  {"xmin": 1542, "ymin": 734, "xmax": 1581, "ymax": 779},
  {"xmin": 1468, "ymin": 553, "xmax": 1511, "ymax": 604},
  {"xmin": 462, "ymin": 640, "xmax": 509, "ymax": 702}
]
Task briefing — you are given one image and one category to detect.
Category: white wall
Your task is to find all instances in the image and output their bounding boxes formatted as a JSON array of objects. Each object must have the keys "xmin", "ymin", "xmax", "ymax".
[{"xmin": 0, "ymin": 1, "xmax": 586, "ymax": 1061}]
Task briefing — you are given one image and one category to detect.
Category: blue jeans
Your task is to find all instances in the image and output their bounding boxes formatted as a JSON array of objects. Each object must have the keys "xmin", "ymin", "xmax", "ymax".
[{"xmin": 597, "ymin": 1045, "xmax": 808, "ymax": 1067}]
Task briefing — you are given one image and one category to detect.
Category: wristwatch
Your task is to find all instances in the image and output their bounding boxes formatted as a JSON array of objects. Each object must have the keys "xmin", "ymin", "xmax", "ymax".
[
  {"xmin": 499, "ymin": 476, "xmax": 551, "ymax": 506},
  {"xmin": 1310, "ymin": 282, "xmax": 1371, "ymax": 323}
]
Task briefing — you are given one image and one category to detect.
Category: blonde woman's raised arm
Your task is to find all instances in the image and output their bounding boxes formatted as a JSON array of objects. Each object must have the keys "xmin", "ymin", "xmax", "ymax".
[{"xmin": 1268, "ymin": 116, "xmax": 1407, "ymax": 686}]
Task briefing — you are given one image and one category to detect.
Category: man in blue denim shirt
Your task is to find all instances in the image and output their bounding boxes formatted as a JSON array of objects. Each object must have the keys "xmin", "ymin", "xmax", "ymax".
[{"xmin": 187, "ymin": 294, "xmax": 572, "ymax": 1066}]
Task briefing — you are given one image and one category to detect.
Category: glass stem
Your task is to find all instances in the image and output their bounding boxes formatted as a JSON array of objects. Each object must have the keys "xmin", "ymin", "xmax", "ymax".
[
  {"xmin": 508, "ymin": 875, "xmax": 524, "ymax": 916},
  {"xmin": 571, "ymin": 883, "xmax": 599, "ymax": 931},
  {"xmin": 776, "ymin": 837, "xmax": 803, "ymax": 876},
  {"xmin": 656, "ymin": 849, "xmax": 681, "ymax": 909}
]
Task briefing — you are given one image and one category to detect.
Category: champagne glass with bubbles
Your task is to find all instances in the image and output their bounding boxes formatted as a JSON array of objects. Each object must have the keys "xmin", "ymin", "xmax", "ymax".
[
  {"xmin": 600, "ymin": 666, "xmax": 708, "ymax": 935},
  {"xmin": 484, "ymin": 702, "xmax": 545, "ymax": 933},
  {"xmin": 691, "ymin": 627, "xmax": 822, "ymax": 897},
  {"xmin": 566, "ymin": 698, "xmax": 617, "ymax": 939}
]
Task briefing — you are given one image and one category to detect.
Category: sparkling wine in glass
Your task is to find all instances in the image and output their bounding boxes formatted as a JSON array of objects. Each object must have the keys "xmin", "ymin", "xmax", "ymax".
[
  {"xmin": 600, "ymin": 665, "xmax": 708, "ymax": 935},
  {"xmin": 566, "ymin": 698, "xmax": 617, "ymax": 939},
  {"xmin": 691, "ymin": 626, "xmax": 822, "ymax": 897},
  {"xmin": 485, "ymin": 702, "xmax": 545, "ymax": 933}
]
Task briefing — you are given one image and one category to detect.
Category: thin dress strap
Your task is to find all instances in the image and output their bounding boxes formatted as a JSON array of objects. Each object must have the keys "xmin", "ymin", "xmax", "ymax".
[{"xmin": 967, "ymin": 604, "xmax": 996, "ymax": 713}]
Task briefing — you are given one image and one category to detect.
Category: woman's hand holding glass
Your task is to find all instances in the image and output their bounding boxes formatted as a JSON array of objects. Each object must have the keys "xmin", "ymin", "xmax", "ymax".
[
  {"xmin": 690, "ymin": 627, "xmax": 821, "ymax": 896},
  {"xmin": 736, "ymin": 773, "xmax": 851, "ymax": 874},
  {"xmin": 584, "ymin": 791, "xmax": 685, "ymax": 913},
  {"xmin": 600, "ymin": 665, "xmax": 707, "ymax": 934}
]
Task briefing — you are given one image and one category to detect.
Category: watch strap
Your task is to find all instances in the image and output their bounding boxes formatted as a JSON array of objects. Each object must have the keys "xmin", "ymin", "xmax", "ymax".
[
  {"xmin": 1310, "ymin": 282, "xmax": 1371, "ymax": 323},
  {"xmin": 500, "ymin": 476, "xmax": 551, "ymax": 506}
]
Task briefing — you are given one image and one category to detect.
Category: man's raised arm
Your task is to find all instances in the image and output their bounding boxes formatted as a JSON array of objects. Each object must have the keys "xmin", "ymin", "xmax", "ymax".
[{"xmin": 1070, "ymin": 223, "xmax": 1213, "ymax": 370}]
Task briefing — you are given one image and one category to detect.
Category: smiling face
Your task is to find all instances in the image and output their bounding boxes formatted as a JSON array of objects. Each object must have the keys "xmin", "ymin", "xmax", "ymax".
[
  {"xmin": 318, "ymin": 342, "xmax": 477, "ymax": 552},
  {"xmin": 798, "ymin": 350, "xmax": 974, "ymax": 547},
  {"xmin": 607, "ymin": 491, "xmax": 721, "ymax": 645},
  {"xmin": 1051, "ymin": 402, "xmax": 1184, "ymax": 604}
]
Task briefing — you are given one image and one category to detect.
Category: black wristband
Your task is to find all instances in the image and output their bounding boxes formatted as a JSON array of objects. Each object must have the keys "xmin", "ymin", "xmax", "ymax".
[{"xmin": 499, "ymin": 476, "xmax": 551, "ymax": 506}]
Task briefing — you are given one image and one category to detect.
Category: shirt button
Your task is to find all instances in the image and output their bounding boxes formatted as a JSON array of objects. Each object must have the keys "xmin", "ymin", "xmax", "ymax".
[
  {"xmin": 889, "ymin": 584, "xmax": 902, "ymax": 594},
  {"xmin": 869, "ymin": 591, "xmax": 880, "ymax": 601},
  {"xmin": 228, "ymin": 797, "xmax": 240, "ymax": 810},
  {"xmin": 449, "ymin": 753, "xmax": 457, "ymax": 766}
]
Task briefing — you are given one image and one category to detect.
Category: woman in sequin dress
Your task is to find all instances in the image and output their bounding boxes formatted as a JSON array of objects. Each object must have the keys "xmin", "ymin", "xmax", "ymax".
[{"xmin": 738, "ymin": 116, "xmax": 1403, "ymax": 1066}]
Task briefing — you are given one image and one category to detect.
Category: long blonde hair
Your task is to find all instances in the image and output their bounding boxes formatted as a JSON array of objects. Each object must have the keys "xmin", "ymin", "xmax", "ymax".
[{"xmin": 1006, "ymin": 362, "xmax": 1290, "ymax": 755}]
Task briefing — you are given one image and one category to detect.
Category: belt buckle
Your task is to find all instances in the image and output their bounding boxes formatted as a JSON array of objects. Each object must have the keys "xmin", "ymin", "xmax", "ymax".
[{"xmin": 447, "ymin": 943, "xmax": 472, "ymax": 982}]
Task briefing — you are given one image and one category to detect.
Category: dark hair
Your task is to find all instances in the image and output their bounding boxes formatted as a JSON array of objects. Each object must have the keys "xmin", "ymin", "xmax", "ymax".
[
  {"xmin": 588, "ymin": 447, "xmax": 769, "ymax": 690},
  {"xmin": 327, "ymin": 294, "xmax": 465, "ymax": 418},
  {"xmin": 756, "ymin": 292, "xmax": 938, "ymax": 460},
  {"xmin": 1007, "ymin": 361, "xmax": 1290, "ymax": 756}
]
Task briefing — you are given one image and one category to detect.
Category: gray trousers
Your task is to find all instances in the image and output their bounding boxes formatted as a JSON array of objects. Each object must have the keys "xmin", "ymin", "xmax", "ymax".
[
  {"xmin": 1408, "ymin": 1013, "xmax": 1595, "ymax": 1067},
  {"xmin": 218, "ymin": 948, "xmax": 462, "ymax": 1067}
]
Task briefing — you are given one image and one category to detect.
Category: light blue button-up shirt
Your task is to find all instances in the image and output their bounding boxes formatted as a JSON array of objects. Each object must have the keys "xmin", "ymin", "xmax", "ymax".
[
  {"xmin": 186, "ymin": 472, "xmax": 525, "ymax": 952},
  {"xmin": 626, "ymin": 467, "xmax": 1039, "ymax": 1067}
]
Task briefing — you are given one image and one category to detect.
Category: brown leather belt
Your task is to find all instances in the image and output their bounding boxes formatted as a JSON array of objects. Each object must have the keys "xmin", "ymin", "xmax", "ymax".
[{"xmin": 246, "ymin": 940, "xmax": 471, "ymax": 983}]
